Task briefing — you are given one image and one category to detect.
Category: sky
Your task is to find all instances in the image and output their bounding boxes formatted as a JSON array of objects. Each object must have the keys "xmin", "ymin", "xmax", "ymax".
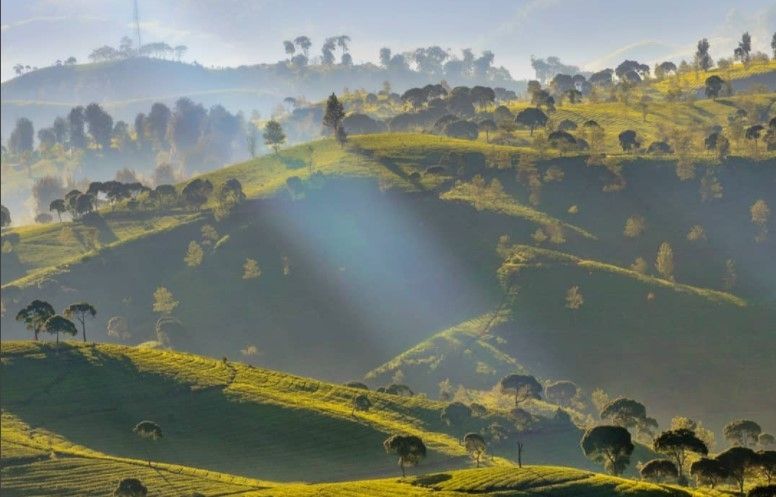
[{"xmin": 1, "ymin": 0, "xmax": 775, "ymax": 82}]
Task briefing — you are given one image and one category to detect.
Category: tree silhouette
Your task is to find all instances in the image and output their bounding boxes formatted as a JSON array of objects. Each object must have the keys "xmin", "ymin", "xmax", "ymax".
[
  {"xmin": 351, "ymin": 394, "xmax": 372, "ymax": 415},
  {"xmin": 514, "ymin": 108, "xmax": 548, "ymax": 135},
  {"xmin": 44, "ymin": 315, "xmax": 78, "ymax": 345},
  {"xmin": 640, "ymin": 459, "xmax": 679, "ymax": 483},
  {"xmin": 725, "ymin": 420, "xmax": 762, "ymax": 448},
  {"xmin": 64, "ymin": 302, "xmax": 97, "ymax": 342},
  {"xmin": 600, "ymin": 398, "xmax": 658, "ymax": 438},
  {"xmin": 653, "ymin": 428, "xmax": 708, "ymax": 483},
  {"xmin": 1, "ymin": 205, "xmax": 10, "ymax": 228},
  {"xmin": 464, "ymin": 433, "xmax": 487, "ymax": 467},
  {"xmin": 263, "ymin": 120, "xmax": 286, "ymax": 153},
  {"xmin": 500, "ymin": 374, "xmax": 542, "ymax": 407},
  {"xmin": 383, "ymin": 434, "xmax": 426, "ymax": 477},
  {"xmin": 581, "ymin": 425, "xmax": 634, "ymax": 475},
  {"xmin": 16, "ymin": 300, "xmax": 55, "ymax": 340},
  {"xmin": 690, "ymin": 457, "xmax": 729, "ymax": 488},
  {"xmin": 113, "ymin": 478, "xmax": 147, "ymax": 497},
  {"xmin": 133, "ymin": 420, "xmax": 163, "ymax": 467},
  {"xmin": 716, "ymin": 446, "xmax": 756, "ymax": 495}
]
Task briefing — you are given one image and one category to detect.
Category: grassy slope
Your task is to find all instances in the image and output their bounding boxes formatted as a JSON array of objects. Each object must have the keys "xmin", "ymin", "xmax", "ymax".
[
  {"xmin": 2, "ymin": 134, "xmax": 591, "ymax": 289},
  {"xmin": 1, "ymin": 415, "xmax": 725, "ymax": 497},
  {"xmin": 1, "ymin": 415, "xmax": 723, "ymax": 497},
  {"xmin": 0, "ymin": 341, "xmax": 513, "ymax": 482}
]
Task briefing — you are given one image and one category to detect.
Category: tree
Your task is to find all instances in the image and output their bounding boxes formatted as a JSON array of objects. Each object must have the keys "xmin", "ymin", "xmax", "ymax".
[
  {"xmin": 705, "ymin": 76, "xmax": 726, "ymax": 99},
  {"xmin": 514, "ymin": 108, "xmax": 548, "ymax": 135},
  {"xmin": 655, "ymin": 242, "xmax": 675, "ymax": 280},
  {"xmin": 63, "ymin": 302, "xmax": 97, "ymax": 342},
  {"xmin": 755, "ymin": 450, "xmax": 776, "ymax": 484},
  {"xmin": 323, "ymin": 93, "xmax": 346, "ymax": 143},
  {"xmin": 749, "ymin": 485, "xmax": 776, "ymax": 497},
  {"xmin": 441, "ymin": 402, "xmax": 472, "ymax": 438},
  {"xmin": 624, "ymin": 215, "xmax": 646, "ymax": 238},
  {"xmin": 690, "ymin": 458, "xmax": 729, "ymax": 488},
  {"xmin": 601, "ymin": 398, "xmax": 658, "ymax": 438},
  {"xmin": 84, "ymin": 103, "xmax": 114, "ymax": 149},
  {"xmin": 181, "ymin": 178, "xmax": 213, "ymax": 210},
  {"xmin": 618, "ymin": 130, "xmax": 640, "ymax": 152},
  {"xmin": 746, "ymin": 125, "xmax": 765, "ymax": 155},
  {"xmin": 581, "ymin": 425, "xmax": 634, "ymax": 475},
  {"xmin": 695, "ymin": 39, "xmax": 713, "ymax": 71},
  {"xmin": 725, "ymin": 420, "xmax": 762, "ymax": 448},
  {"xmin": 734, "ymin": 32, "xmax": 752, "ymax": 64},
  {"xmin": 153, "ymin": 287, "xmax": 178, "ymax": 315},
  {"xmin": 653, "ymin": 429, "xmax": 709, "ymax": 482},
  {"xmin": 15, "ymin": 300, "xmax": 55, "ymax": 340},
  {"xmin": 640, "ymin": 459, "xmax": 679, "ymax": 483},
  {"xmin": 113, "ymin": 478, "xmax": 147, "ymax": 497},
  {"xmin": 545, "ymin": 380, "xmax": 579, "ymax": 407},
  {"xmin": 217, "ymin": 178, "xmax": 245, "ymax": 212},
  {"xmin": 1, "ymin": 205, "xmax": 10, "ymax": 228},
  {"xmin": 263, "ymin": 120, "xmax": 286, "ymax": 153},
  {"xmin": 464, "ymin": 433, "xmax": 487, "ymax": 467},
  {"xmin": 383, "ymin": 434, "xmax": 427, "ymax": 477},
  {"xmin": 760, "ymin": 434, "xmax": 776, "ymax": 449},
  {"xmin": 352, "ymin": 394, "xmax": 372, "ymax": 415},
  {"xmin": 68, "ymin": 106, "xmax": 87, "ymax": 149},
  {"xmin": 8, "ymin": 117, "xmax": 34, "ymax": 154},
  {"xmin": 133, "ymin": 420, "xmax": 163, "ymax": 466},
  {"xmin": 751, "ymin": 199, "xmax": 770, "ymax": 242},
  {"xmin": 500, "ymin": 374, "xmax": 542, "ymax": 407},
  {"xmin": 184, "ymin": 241, "xmax": 204, "ymax": 267},
  {"xmin": 478, "ymin": 119, "xmax": 497, "ymax": 142},
  {"xmin": 44, "ymin": 314, "xmax": 78, "ymax": 345},
  {"xmin": 565, "ymin": 285, "xmax": 584, "ymax": 310},
  {"xmin": 716, "ymin": 446, "xmax": 756, "ymax": 495}
]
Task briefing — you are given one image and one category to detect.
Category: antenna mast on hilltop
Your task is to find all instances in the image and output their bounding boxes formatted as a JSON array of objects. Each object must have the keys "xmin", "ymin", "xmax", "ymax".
[{"xmin": 133, "ymin": 0, "xmax": 142, "ymax": 50}]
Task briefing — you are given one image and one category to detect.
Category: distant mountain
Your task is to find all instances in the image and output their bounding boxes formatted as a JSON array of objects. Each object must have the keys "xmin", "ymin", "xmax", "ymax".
[{"xmin": 0, "ymin": 57, "xmax": 526, "ymax": 141}]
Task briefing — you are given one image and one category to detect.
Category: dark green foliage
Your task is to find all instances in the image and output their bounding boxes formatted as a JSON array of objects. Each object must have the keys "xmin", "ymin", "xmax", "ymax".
[
  {"xmin": 690, "ymin": 457, "xmax": 729, "ymax": 488},
  {"xmin": 755, "ymin": 450, "xmax": 776, "ymax": 484},
  {"xmin": 182, "ymin": 179, "xmax": 214, "ymax": 210},
  {"xmin": 114, "ymin": 478, "xmax": 147, "ymax": 497},
  {"xmin": 444, "ymin": 120, "xmax": 479, "ymax": 140},
  {"xmin": 84, "ymin": 103, "xmax": 114, "ymax": 149},
  {"xmin": 263, "ymin": 120, "xmax": 286, "ymax": 153},
  {"xmin": 133, "ymin": 420, "xmax": 163, "ymax": 440},
  {"xmin": 9, "ymin": 117, "xmax": 34, "ymax": 154},
  {"xmin": 581, "ymin": 425, "xmax": 634, "ymax": 475},
  {"xmin": 385, "ymin": 384, "xmax": 414, "ymax": 396},
  {"xmin": 15, "ymin": 300, "xmax": 55, "ymax": 340},
  {"xmin": 500, "ymin": 374, "xmax": 542, "ymax": 407},
  {"xmin": 383, "ymin": 434, "xmax": 427, "ymax": 477},
  {"xmin": 351, "ymin": 394, "xmax": 372, "ymax": 414},
  {"xmin": 705, "ymin": 75, "xmax": 726, "ymax": 99},
  {"xmin": 1, "ymin": 204, "xmax": 10, "ymax": 227},
  {"xmin": 514, "ymin": 108, "xmax": 548, "ymax": 135},
  {"xmin": 323, "ymin": 93, "xmax": 345, "ymax": 133},
  {"xmin": 463, "ymin": 432, "xmax": 487, "ymax": 467},
  {"xmin": 345, "ymin": 381, "xmax": 369, "ymax": 390},
  {"xmin": 64, "ymin": 302, "xmax": 97, "ymax": 342},
  {"xmin": 44, "ymin": 314, "xmax": 78, "ymax": 344},
  {"xmin": 640, "ymin": 458, "xmax": 678, "ymax": 483},
  {"xmin": 545, "ymin": 380, "xmax": 578, "ymax": 407},
  {"xmin": 653, "ymin": 429, "xmax": 707, "ymax": 482},
  {"xmin": 601, "ymin": 398, "xmax": 658, "ymax": 437},
  {"xmin": 440, "ymin": 402, "xmax": 471, "ymax": 428},
  {"xmin": 618, "ymin": 130, "xmax": 640, "ymax": 151},
  {"xmin": 717, "ymin": 446, "xmax": 757, "ymax": 495},
  {"xmin": 748, "ymin": 485, "xmax": 776, "ymax": 497},
  {"xmin": 725, "ymin": 420, "xmax": 762, "ymax": 447}
]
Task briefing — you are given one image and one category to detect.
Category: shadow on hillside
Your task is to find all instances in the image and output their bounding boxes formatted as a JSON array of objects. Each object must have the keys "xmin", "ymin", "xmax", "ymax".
[{"xmin": 347, "ymin": 145, "xmax": 428, "ymax": 192}]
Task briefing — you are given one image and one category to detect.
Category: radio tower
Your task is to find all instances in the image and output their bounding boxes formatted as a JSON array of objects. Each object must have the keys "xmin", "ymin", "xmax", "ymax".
[{"xmin": 133, "ymin": 0, "xmax": 142, "ymax": 50}]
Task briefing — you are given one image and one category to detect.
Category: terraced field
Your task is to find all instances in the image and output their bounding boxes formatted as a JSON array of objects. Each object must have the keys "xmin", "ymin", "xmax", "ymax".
[
  {"xmin": 1, "ymin": 397, "xmax": 723, "ymax": 497},
  {"xmin": 1, "ymin": 341, "xmax": 498, "ymax": 482}
]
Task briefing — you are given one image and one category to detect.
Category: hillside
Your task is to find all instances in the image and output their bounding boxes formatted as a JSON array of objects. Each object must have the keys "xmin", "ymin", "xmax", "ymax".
[
  {"xmin": 0, "ymin": 343, "xmax": 723, "ymax": 497},
  {"xmin": 2, "ymin": 133, "xmax": 775, "ymax": 435}
]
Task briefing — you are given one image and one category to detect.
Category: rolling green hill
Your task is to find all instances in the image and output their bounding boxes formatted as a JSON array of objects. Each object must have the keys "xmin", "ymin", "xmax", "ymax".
[
  {"xmin": 2, "ymin": 132, "xmax": 774, "ymax": 436},
  {"xmin": 0, "ymin": 343, "xmax": 725, "ymax": 497}
]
